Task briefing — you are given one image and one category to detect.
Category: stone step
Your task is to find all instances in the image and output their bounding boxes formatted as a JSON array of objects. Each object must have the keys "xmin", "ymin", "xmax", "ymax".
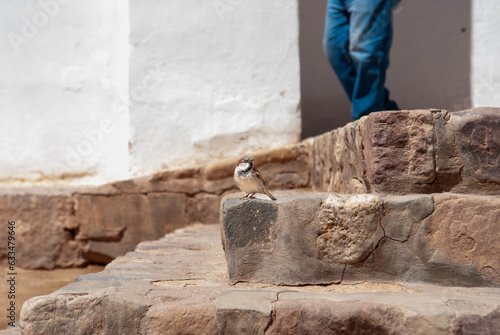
[
  {"xmin": 221, "ymin": 191, "xmax": 500, "ymax": 287},
  {"xmin": 312, "ymin": 108, "xmax": 500, "ymax": 195},
  {"xmin": 16, "ymin": 224, "xmax": 500, "ymax": 335}
]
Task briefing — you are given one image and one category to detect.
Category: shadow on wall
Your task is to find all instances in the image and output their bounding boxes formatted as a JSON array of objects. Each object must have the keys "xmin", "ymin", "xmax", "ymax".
[{"xmin": 299, "ymin": 0, "xmax": 471, "ymax": 139}]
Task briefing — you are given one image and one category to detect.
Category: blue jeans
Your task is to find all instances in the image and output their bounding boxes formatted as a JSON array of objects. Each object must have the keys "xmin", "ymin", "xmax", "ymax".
[{"xmin": 324, "ymin": 0, "xmax": 400, "ymax": 120}]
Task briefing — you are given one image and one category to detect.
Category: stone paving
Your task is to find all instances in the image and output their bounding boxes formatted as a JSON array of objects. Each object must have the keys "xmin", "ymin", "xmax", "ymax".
[{"xmin": 10, "ymin": 224, "xmax": 500, "ymax": 335}]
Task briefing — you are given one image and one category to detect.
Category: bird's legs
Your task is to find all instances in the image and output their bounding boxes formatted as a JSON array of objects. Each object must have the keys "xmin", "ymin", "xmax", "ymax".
[{"xmin": 241, "ymin": 193, "xmax": 256, "ymax": 200}]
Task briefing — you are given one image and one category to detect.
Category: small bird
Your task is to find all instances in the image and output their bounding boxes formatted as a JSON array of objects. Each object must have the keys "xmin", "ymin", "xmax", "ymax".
[{"xmin": 234, "ymin": 156, "xmax": 277, "ymax": 200}]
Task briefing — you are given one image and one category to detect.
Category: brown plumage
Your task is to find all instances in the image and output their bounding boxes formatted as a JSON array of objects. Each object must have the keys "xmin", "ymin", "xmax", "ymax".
[{"xmin": 233, "ymin": 156, "xmax": 277, "ymax": 200}]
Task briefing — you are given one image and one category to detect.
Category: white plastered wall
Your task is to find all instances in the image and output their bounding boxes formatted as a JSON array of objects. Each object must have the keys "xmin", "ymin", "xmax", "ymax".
[
  {"xmin": 0, "ymin": 0, "xmax": 301, "ymax": 184},
  {"xmin": 128, "ymin": 0, "xmax": 301, "ymax": 175},
  {"xmin": 471, "ymin": 0, "xmax": 500, "ymax": 107},
  {"xmin": 0, "ymin": 0, "xmax": 129, "ymax": 184}
]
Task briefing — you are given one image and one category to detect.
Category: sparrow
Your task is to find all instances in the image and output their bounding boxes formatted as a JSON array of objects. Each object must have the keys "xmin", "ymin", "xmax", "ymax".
[{"xmin": 234, "ymin": 156, "xmax": 277, "ymax": 200}]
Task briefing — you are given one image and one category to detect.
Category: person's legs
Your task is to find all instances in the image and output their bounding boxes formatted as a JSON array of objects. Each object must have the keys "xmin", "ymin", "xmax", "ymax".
[
  {"xmin": 347, "ymin": 0, "xmax": 398, "ymax": 119},
  {"xmin": 323, "ymin": 0, "xmax": 356, "ymax": 101}
]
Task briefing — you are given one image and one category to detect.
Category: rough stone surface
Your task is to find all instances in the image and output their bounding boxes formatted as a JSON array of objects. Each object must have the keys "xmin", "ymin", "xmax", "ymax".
[
  {"xmin": 424, "ymin": 193, "xmax": 500, "ymax": 284},
  {"xmin": 451, "ymin": 107, "xmax": 500, "ymax": 193},
  {"xmin": 313, "ymin": 107, "xmax": 500, "ymax": 195},
  {"xmin": 365, "ymin": 110, "xmax": 436, "ymax": 187},
  {"xmin": 221, "ymin": 192, "xmax": 500, "ymax": 286},
  {"xmin": 76, "ymin": 193, "xmax": 189, "ymax": 263},
  {"xmin": 18, "ymin": 224, "xmax": 500, "ymax": 335},
  {"xmin": 318, "ymin": 194, "xmax": 384, "ymax": 264},
  {"xmin": 0, "ymin": 189, "xmax": 84, "ymax": 270}
]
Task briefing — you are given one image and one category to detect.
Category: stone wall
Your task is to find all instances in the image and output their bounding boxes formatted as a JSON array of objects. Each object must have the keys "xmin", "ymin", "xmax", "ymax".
[{"xmin": 312, "ymin": 108, "xmax": 500, "ymax": 195}]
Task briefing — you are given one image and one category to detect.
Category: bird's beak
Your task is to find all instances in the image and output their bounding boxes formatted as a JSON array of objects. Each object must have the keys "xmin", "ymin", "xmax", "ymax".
[{"xmin": 249, "ymin": 158, "xmax": 254, "ymax": 162}]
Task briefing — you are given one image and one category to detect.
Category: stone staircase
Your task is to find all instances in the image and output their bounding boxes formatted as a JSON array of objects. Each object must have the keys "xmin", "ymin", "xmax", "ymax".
[
  {"xmin": 221, "ymin": 108, "xmax": 500, "ymax": 288},
  {"xmin": 4, "ymin": 108, "xmax": 500, "ymax": 334}
]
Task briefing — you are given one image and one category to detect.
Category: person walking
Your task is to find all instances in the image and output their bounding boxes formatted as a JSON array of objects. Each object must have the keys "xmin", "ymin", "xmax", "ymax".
[{"xmin": 324, "ymin": 0, "xmax": 401, "ymax": 120}]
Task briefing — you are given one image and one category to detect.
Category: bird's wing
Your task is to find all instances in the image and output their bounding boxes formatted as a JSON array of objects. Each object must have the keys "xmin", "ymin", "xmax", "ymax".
[{"xmin": 253, "ymin": 167, "xmax": 267, "ymax": 187}]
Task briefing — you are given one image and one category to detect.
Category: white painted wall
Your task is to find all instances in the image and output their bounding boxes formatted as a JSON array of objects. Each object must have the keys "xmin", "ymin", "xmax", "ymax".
[
  {"xmin": 128, "ymin": 0, "xmax": 301, "ymax": 175},
  {"xmin": 471, "ymin": 0, "xmax": 500, "ymax": 107},
  {"xmin": 0, "ymin": 0, "xmax": 129, "ymax": 184},
  {"xmin": 0, "ymin": 0, "xmax": 301, "ymax": 184}
]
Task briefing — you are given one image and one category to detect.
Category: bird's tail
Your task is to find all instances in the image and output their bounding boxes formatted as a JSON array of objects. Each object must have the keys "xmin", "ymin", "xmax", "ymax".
[{"xmin": 264, "ymin": 189, "xmax": 277, "ymax": 201}]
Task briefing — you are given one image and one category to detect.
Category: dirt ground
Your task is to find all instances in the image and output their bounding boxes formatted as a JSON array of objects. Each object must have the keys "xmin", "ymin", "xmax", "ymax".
[{"xmin": 1, "ymin": 265, "xmax": 105, "ymax": 330}]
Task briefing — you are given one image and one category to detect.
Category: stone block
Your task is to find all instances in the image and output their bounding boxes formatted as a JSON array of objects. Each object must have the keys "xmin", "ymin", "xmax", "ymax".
[
  {"xmin": 267, "ymin": 300, "xmax": 408, "ymax": 335},
  {"xmin": 76, "ymin": 193, "xmax": 189, "ymax": 263},
  {"xmin": 0, "ymin": 190, "xmax": 87, "ymax": 269},
  {"xmin": 448, "ymin": 107, "xmax": 500, "ymax": 193},
  {"xmin": 214, "ymin": 291, "xmax": 274, "ymax": 334},
  {"xmin": 268, "ymin": 297, "xmax": 500, "ymax": 335},
  {"xmin": 221, "ymin": 193, "xmax": 345, "ymax": 285},
  {"xmin": 221, "ymin": 192, "xmax": 499, "ymax": 286},
  {"xmin": 423, "ymin": 193, "xmax": 500, "ymax": 283},
  {"xmin": 364, "ymin": 110, "xmax": 436, "ymax": 190},
  {"xmin": 21, "ymin": 288, "xmax": 152, "ymax": 335}
]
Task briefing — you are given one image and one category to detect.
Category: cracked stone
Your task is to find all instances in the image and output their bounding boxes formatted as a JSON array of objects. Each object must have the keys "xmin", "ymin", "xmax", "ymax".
[
  {"xmin": 381, "ymin": 194, "xmax": 434, "ymax": 242},
  {"xmin": 222, "ymin": 192, "xmax": 500, "ymax": 286}
]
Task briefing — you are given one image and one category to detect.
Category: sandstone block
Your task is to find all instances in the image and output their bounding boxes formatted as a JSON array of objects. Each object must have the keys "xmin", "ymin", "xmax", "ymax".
[
  {"xmin": 76, "ymin": 193, "xmax": 189, "ymax": 263},
  {"xmin": 214, "ymin": 291, "xmax": 274, "ymax": 334},
  {"xmin": 21, "ymin": 288, "xmax": 152, "ymax": 335},
  {"xmin": 221, "ymin": 193, "xmax": 345, "ymax": 285},
  {"xmin": 0, "ymin": 190, "xmax": 86, "ymax": 269},
  {"xmin": 364, "ymin": 109, "xmax": 436, "ymax": 188},
  {"xmin": 423, "ymin": 193, "xmax": 500, "ymax": 284},
  {"xmin": 447, "ymin": 107, "xmax": 500, "ymax": 193},
  {"xmin": 267, "ymin": 300, "xmax": 408, "ymax": 334},
  {"xmin": 317, "ymin": 194, "xmax": 384, "ymax": 264},
  {"xmin": 221, "ymin": 192, "xmax": 499, "ymax": 286}
]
